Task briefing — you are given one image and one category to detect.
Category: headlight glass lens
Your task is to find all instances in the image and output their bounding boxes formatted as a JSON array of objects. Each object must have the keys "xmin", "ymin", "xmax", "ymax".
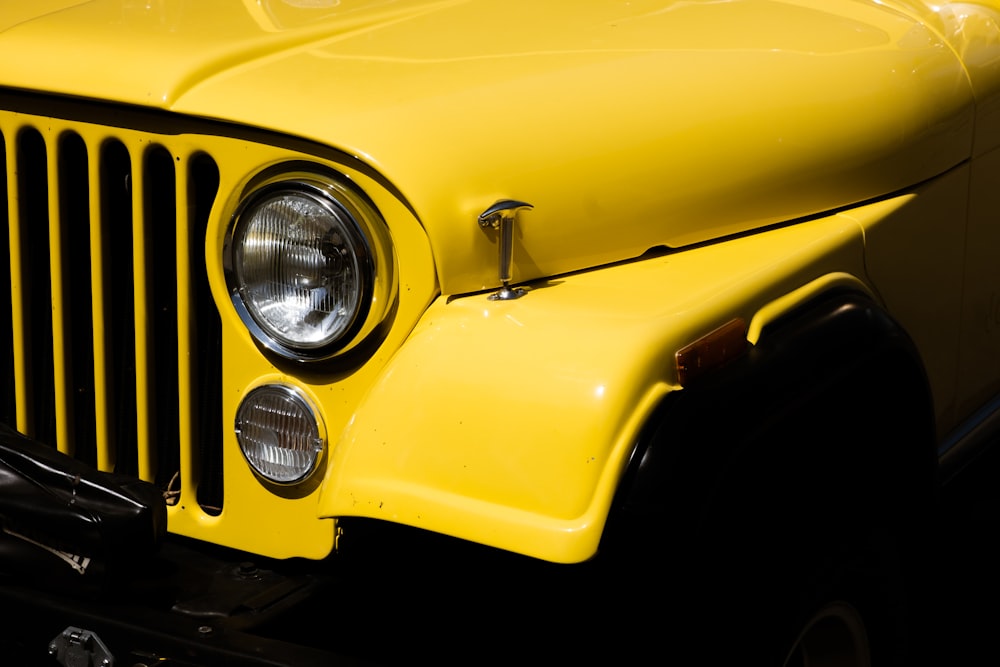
[
  {"xmin": 236, "ymin": 385, "xmax": 325, "ymax": 485},
  {"xmin": 229, "ymin": 181, "xmax": 373, "ymax": 357}
]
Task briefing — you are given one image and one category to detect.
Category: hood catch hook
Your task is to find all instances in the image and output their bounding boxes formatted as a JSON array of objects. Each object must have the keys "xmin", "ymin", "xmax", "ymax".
[{"xmin": 477, "ymin": 199, "xmax": 534, "ymax": 301}]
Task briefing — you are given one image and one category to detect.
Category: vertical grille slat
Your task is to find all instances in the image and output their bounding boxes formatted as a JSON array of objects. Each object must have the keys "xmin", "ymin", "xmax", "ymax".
[
  {"xmin": 87, "ymin": 139, "xmax": 111, "ymax": 471},
  {"xmin": 130, "ymin": 147, "xmax": 154, "ymax": 481},
  {"xmin": 46, "ymin": 132, "xmax": 71, "ymax": 455},
  {"xmin": 2, "ymin": 105, "xmax": 223, "ymax": 515}
]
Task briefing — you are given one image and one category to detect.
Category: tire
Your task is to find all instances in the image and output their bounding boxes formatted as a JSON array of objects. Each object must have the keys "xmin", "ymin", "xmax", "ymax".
[
  {"xmin": 600, "ymin": 292, "xmax": 935, "ymax": 664},
  {"xmin": 685, "ymin": 397, "xmax": 920, "ymax": 667},
  {"xmin": 783, "ymin": 601, "xmax": 871, "ymax": 667}
]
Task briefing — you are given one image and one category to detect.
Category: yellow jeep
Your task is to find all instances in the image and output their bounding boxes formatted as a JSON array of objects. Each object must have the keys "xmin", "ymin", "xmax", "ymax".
[{"xmin": 2, "ymin": 0, "xmax": 998, "ymax": 664}]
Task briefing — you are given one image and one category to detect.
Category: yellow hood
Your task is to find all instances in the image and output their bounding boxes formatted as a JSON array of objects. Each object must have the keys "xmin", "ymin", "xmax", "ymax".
[{"xmin": 0, "ymin": 0, "xmax": 976, "ymax": 294}]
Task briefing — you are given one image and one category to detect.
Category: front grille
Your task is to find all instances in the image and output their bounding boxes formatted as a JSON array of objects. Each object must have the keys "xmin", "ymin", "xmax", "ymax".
[{"xmin": 1, "ymin": 107, "xmax": 224, "ymax": 514}]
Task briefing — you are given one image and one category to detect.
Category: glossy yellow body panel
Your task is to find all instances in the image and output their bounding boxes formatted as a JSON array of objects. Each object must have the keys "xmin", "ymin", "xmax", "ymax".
[
  {"xmin": 0, "ymin": 0, "xmax": 976, "ymax": 296},
  {"xmin": 882, "ymin": 1, "xmax": 1000, "ymax": 155},
  {"xmin": 198, "ymin": 148, "xmax": 440, "ymax": 559},
  {"xmin": 318, "ymin": 165, "xmax": 973, "ymax": 561},
  {"xmin": 846, "ymin": 167, "xmax": 969, "ymax": 436},
  {"xmin": 322, "ymin": 213, "xmax": 871, "ymax": 562},
  {"xmin": 3, "ymin": 0, "xmax": 1000, "ymax": 562}
]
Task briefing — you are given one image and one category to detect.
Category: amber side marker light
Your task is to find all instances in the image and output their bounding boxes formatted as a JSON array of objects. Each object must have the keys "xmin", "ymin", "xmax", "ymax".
[{"xmin": 675, "ymin": 318, "xmax": 749, "ymax": 386}]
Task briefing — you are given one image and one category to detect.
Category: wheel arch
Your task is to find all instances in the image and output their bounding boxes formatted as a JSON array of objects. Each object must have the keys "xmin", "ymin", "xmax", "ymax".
[{"xmin": 602, "ymin": 287, "xmax": 939, "ymax": 554}]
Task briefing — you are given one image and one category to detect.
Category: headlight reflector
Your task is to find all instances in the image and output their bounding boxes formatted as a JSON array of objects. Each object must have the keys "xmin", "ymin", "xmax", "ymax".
[
  {"xmin": 227, "ymin": 177, "xmax": 378, "ymax": 359},
  {"xmin": 235, "ymin": 385, "xmax": 325, "ymax": 485}
]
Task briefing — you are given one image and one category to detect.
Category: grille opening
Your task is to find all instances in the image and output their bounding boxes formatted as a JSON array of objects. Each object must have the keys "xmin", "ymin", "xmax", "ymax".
[
  {"xmin": 4, "ymin": 105, "xmax": 231, "ymax": 526},
  {"xmin": 1, "ymin": 129, "xmax": 14, "ymax": 427},
  {"xmin": 189, "ymin": 153, "xmax": 223, "ymax": 516},
  {"xmin": 57, "ymin": 131, "xmax": 97, "ymax": 464},
  {"xmin": 145, "ymin": 145, "xmax": 180, "ymax": 488},
  {"xmin": 99, "ymin": 139, "xmax": 137, "ymax": 475},
  {"xmin": 16, "ymin": 128, "xmax": 56, "ymax": 447}
]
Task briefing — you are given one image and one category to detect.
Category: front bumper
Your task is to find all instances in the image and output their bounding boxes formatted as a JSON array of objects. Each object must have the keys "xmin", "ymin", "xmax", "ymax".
[
  {"xmin": 0, "ymin": 425, "xmax": 359, "ymax": 666},
  {"xmin": 0, "ymin": 534, "xmax": 363, "ymax": 667}
]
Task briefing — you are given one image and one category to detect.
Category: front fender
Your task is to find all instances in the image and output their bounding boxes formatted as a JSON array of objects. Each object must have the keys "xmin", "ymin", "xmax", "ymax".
[{"xmin": 319, "ymin": 213, "xmax": 869, "ymax": 563}]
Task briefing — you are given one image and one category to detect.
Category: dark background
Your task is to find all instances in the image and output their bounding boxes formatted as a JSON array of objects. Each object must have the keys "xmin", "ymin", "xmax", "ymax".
[{"xmin": 933, "ymin": 443, "xmax": 1000, "ymax": 665}]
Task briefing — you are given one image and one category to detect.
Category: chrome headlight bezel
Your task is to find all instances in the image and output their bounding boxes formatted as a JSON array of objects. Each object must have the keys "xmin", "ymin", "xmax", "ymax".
[{"xmin": 224, "ymin": 171, "xmax": 394, "ymax": 362}]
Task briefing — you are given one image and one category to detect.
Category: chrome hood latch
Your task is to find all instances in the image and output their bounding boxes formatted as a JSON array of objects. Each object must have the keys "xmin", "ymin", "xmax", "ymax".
[{"xmin": 477, "ymin": 199, "xmax": 534, "ymax": 301}]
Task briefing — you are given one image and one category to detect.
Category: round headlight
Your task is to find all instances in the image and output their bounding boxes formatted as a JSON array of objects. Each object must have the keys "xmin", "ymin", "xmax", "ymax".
[
  {"xmin": 226, "ymin": 177, "xmax": 380, "ymax": 360},
  {"xmin": 235, "ymin": 385, "xmax": 326, "ymax": 485}
]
